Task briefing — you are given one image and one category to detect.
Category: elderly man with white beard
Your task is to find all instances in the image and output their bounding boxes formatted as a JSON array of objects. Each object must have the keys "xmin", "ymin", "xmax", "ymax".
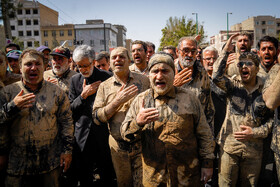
[
  {"xmin": 44, "ymin": 46, "xmax": 77, "ymax": 95},
  {"xmin": 173, "ymin": 36, "xmax": 215, "ymax": 133},
  {"xmin": 68, "ymin": 45, "xmax": 114, "ymax": 186}
]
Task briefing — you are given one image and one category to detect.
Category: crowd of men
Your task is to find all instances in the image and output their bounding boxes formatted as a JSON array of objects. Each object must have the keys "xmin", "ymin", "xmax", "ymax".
[{"xmin": 0, "ymin": 32, "xmax": 280, "ymax": 187}]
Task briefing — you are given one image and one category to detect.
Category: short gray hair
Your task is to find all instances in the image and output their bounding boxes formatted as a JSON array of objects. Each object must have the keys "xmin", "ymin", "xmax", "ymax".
[
  {"xmin": 203, "ymin": 46, "xmax": 218, "ymax": 56},
  {"xmin": 177, "ymin": 36, "xmax": 197, "ymax": 49},
  {"xmin": 73, "ymin": 45, "xmax": 95, "ymax": 63}
]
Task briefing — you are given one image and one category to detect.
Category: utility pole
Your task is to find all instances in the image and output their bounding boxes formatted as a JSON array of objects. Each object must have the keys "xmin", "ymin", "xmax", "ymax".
[
  {"xmin": 227, "ymin": 12, "xmax": 232, "ymax": 39},
  {"xmin": 104, "ymin": 23, "xmax": 106, "ymax": 51},
  {"xmin": 192, "ymin": 13, "xmax": 198, "ymax": 35}
]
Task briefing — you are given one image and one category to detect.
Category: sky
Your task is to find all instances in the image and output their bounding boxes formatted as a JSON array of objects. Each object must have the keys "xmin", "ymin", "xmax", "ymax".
[{"xmin": 37, "ymin": 0, "xmax": 280, "ymax": 50}]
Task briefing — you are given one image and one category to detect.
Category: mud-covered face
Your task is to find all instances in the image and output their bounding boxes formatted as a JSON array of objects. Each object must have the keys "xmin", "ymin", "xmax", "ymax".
[
  {"xmin": 203, "ymin": 50, "xmax": 218, "ymax": 75},
  {"xmin": 110, "ymin": 48, "xmax": 130, "ymax": 74},
  {"xmin": 51, "ymin": 55, "xmax": 69, "ymax": 76},
  {"xmin": 21, "ymin": 53, "xmax": 44, "ymax": 88},
  {"xmin": 132, "ymin": 44, "xmax": 147, "ymax": 65},
  {"xmin": 238, "ymin": 58, "xmax": 259, "ymax": 84},
  {"xmin": 258, "ymin": 41, "xmax": 277, "ymax": 70},
  {"xmin": 149, "ymin": 63, "xmax": 174, "ymax": 95},
  {"xmin": 178, "ymin": 39, "xmax": 197, "ymax": 68},
  {"xmin": 237, "ymin": 35, "xmax": 252, "ymax": 53}
]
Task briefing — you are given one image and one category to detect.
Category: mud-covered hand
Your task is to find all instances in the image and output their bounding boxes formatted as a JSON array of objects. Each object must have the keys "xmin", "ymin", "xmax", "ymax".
[{"xmin": 13, "ymin": 90, "xmax": 36, "ymax": 109}]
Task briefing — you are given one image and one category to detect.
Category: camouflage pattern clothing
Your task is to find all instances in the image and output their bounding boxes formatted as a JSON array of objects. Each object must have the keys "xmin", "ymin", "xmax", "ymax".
[
  {"xmin": 176, "ymin": 60, "xmax": 215, "ymax": 133},
  {"xmin": 121, "ymin": 87, "xmax": 215, "ymax": 187},
  {"xmin": 43, "ymin": 69, "xmax": 77, "ymax": 95},
  {"xmin": 213, "ymin": 51, "xmax": 264, "ymax": 186},
  {"xmin": 0, "ymin": 80, "xmax": 74, "ymax": 175},
  {"xmin": 92, "ymin": 71, "xmax": 150, "ymax": 186},
  {"xmin": 129, "ymin": 63, "xmax": 149, "ymax": 76}
]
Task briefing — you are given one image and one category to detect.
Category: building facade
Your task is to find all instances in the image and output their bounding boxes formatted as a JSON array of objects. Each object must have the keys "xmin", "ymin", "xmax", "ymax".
[
  {"xmin": 9, "ymin": 0, "xmax": 58, "ymax": 49},
  {"xmin": 41, "ymin": 24, "xmax": 75, "ymax": 51},
  {"xmin": 231, "ymin": 15, "xmax": 280, "ymax": 48},
  {"xmin": 113, "ymin": 24, "xmax": 127, "ymax": 47}
]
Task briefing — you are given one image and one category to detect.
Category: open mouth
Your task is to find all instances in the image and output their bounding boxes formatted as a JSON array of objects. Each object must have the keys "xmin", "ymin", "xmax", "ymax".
[
  {"xmin": 155, "ymin": 81, "xmax": 166, "ymax": 88},
  {"xmin": 134, "ymin": 56, "xmax": 141, "ymax": 61},
  {"xmin": 241, "ymin": 69, "xmax": 249, "ymax": 79},
  {"xmin": 240, "ymin": 46, "xmax": 247, "ymax": 52},
  {"xmin": 29, "ymin": 72, "xmax": 38, "ymax": 79}
]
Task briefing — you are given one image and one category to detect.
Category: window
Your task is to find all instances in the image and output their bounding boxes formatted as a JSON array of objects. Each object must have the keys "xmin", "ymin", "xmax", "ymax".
[
  {"xmin": 27, "ymin": 41, "xmax": 32, "ymax": 47},
  {"xmin": 18, "ymin": 20, "xmax": 23, "ymax": 26},
  {"xmin": 262, "ymin": 21, "xmax": 266, "ymax": 25},
  {"xmin": 34, "ymin": 30, "xmax": 39, "ymax": 36},
  {"xmin": 18, "ymin": 31, "xmax": 24, "ymax": 36},
  {"xmin": 26, "ymin": 20, "xmax": 31, "ymax": 25},
  {"xmin": 17, "ymin": 9, "xmax": 22, "ymax": 15},
  {"xmin": 262, "ymin": 29, "xmax": 266, "ymax": 34},
  {"xmin": 11, "ymin": 26, "xmax": 15, "ymax": 30},
  {"xmin": 278, "ymin": 23, "xmax": 280, "ymax": 27},
  {"xmin": 33, "ymin": 19, "xmax": 38, "ymax": 25},
  {"xmin": 33, "ymin": 9, "xmax": 38, "ymax": 14},
  {"xmin": 52, "ymin": 31, "xmax": 56, "ymax": 36},
  {"xmin": 268, "ymin": 21, "xmax": 274, "ymax": 25},
  {"xmin": 255, "ymin": 21, "xmax": 259, "ymax": 25},
  {"xmin": 44, "ymin": 31, "xmax": 48, "ymax": 37},
  {"xmin": 26, "ymin": 31, "xmax": 32, "ymax": 36},
  {"xmin": 60, "ymin": 30, "xmax": 64, "ymax": 37},
  {"xmin": 100, "ymin": 40, "xmax": 105, "ymax": 45},
  {"xmin": 90, "ymin": 40, "xmax": 94, "ymax": 46},
  {"xmin": 68, "ymin": 40, "xmax": 73, "ymax": 47},
  {"xmin": 44, "ymin": 41, "xmax": 49, "ymax": 47},
  {"xmin": 25, "ymin": 9, "xmax": 31, "ymax": 15},
  {"xmin": 68, "ymin": 30, "xmax": 72, "ymax": 36}
]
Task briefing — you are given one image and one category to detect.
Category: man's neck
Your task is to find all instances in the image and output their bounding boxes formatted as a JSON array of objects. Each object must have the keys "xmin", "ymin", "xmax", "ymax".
[
  {"xmin": 261, "ymin": 62, "xmax": 274, "ymax": 73},
  {"xmin": 136, "ymin": 62, "xmax": 147, "ymax": 72},
  {"xmin": 243, "ymin": 77, "xmax": 257, "ymax": 93},
  {"xmin": 115, "ymin": 71, "xmax": 130, "ymax": 85}
]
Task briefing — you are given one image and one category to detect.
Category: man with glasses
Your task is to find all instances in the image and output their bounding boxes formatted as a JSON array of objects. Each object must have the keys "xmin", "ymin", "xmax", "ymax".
[
  {"xmin": 68, "ymin": 45, "xmax": 113, "ymax": 186},
  {"xmin": 212, "ymin": 33, "xmax": 264, "ymax": 186},
  {"xmin": 44, "ymin": 46, "xmax": 77, "ymax": 95},
  {"xmin": 174, "ymin": 36, "xmax": 215, "ymax": 133},
  {"xmin": 130, "ymin": 40, "xmax": 149, "ymax": 75}
]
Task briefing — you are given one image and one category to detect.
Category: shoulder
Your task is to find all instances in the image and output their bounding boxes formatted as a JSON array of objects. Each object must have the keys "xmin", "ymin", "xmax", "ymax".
[
  {"xmin": 68, "ymin": 70, "xmax": 78, "ymax": 77},
  {"xmin": 95, "ymin": 67, "xmax": 113, "ymax": 80},
  {"xmin": 99, "ymin": 76, "xmax": 114, "ymax": 87},
  {"xmin": 43, "ymin": 69, "xmax": 54, "ymax": 78}
]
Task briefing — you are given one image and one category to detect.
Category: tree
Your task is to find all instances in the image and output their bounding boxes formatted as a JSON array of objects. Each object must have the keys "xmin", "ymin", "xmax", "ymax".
[{"xmin": 159, "ymin": 16, "xmax": 206, "ymax": 51}]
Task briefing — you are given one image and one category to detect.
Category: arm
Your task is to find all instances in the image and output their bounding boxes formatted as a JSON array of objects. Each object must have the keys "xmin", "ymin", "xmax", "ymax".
[{"xmin": 57, "ymin": 91, "xmax": 74, "ymax": 172}]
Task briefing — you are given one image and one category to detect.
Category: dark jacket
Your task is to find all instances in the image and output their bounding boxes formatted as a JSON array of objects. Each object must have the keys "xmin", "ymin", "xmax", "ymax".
[{"xmin": 69, "ymin": 67, "xmax": 112, "ymax": 151}]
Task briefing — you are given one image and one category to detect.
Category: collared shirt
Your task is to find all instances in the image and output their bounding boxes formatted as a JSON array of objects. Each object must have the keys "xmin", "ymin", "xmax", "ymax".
[
  {"xmin": 213, "ymin": 51, "xmax": 264, "ymax": 157},
  {"xmin": 0, "ymin": 80, "xmax": 74, "ymax": 175},
  {"xmin": 43, "ymin": 68, "xmax": 77, "ymax": 95},
  {"xmin": 129, "ymin": 63, "xmax": 149, "ymax": 76},
  {"xmin": 121, "ymin": 87, "xmax": 215, "ymax": 186},
  {"xmin": 92, "ymin": 71, "xmax": 150, "ymax": 141},
  {"xmin": 176, "ymin": 60, "xmax": 215, "ymax": 133}
]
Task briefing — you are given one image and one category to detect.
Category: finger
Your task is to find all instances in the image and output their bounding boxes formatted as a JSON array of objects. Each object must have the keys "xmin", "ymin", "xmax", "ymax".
[
  {"xmin": 181, "ymin": 78, "xmax": 192, "ymax": 85},
  {"xmin": 22, "ymin": 94, "xmax": 36, "ymax": 100},
  {"xmin": 142, "ymin": 108, "xmax": 158, "ymax": 113},
  {"xmin": 17, "ymin": 90, "xmax": 24, "ymax": 96},
  {"xmin": 119, "ymin": 84, "xmax": 125, "ymax": 92},
  {"xmin": 83, "ymin": 79, "xmax": 86, "ymax": 88},
  {"xmin": 142, "ymin": 99, "xmax": 145, "ymax": 109}
]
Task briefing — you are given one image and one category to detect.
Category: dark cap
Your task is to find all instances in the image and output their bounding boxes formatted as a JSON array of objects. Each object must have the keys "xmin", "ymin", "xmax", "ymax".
[
  {"xmin": 36, "ymin": 45, "xmax": 51, "ymax": 53},
  {"xmin": 6, "ymin": 50, "xmax": 22, "ymax": 60},
  {"xmin": 50, "ymin": 46, "xmax": 70, "ymax": 59}
]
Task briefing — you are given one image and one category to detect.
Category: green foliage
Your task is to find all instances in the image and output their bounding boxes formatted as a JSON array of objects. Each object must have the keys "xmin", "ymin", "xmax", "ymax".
[{"xmin": 159, "ymin": 16, "xmax": 206, "ymax": 51}]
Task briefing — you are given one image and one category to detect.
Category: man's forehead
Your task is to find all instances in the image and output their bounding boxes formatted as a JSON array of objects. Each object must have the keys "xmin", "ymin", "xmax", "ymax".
[
  {"xmin": 111, "ymin": 48, "xmax": 127, "ymax": 57},
  {"xmin": 181, "ymin": 39, "xmax": 196, "ymax": 48},
  {"xmin": 260, "ymin": 41, "xmax": 275, "ymax": 48},
  {"xmin": 23, "ymin": 53, "xmax": 42, "ymax": 62},
  {"xmin": 238, "ymin": 35, "xmax": 249, "ymax": 40},
  {"xmin": 151, "ymin": 62, "xmax": 172, "ymax": 70},
  {"xmin": 132, "ymin": 44, "xmax": 143, "ymax": 49}
]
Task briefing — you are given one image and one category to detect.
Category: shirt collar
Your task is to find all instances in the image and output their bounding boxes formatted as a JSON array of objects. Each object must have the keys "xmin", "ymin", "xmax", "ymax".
[
  {"xmin": 21, "ymin": 79, "xmax": 44, "ymax": 93},
  {"xmin": 153, "ymin": 86, "xmax": 176, "ymax": 100},
  {"xmin": 113, "ymin": 71, "xmax": 134, "ymax": 85}
]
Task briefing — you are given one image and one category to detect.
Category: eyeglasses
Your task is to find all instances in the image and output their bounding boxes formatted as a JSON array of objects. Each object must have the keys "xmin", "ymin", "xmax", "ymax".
[
  {"xmin": 77, "ymin": 63, "xmax": 92, "ymax": 69},
  {"xmin": 203, "ymin": 57, "xmax": 217, "ymax": 62},
  {"xmin": 179, "ymin": 48, "xmax": 197, "ymax": 55},
  {"xmin": 237, "ymin": 61, "xmax": 254, "ymax": 68}
]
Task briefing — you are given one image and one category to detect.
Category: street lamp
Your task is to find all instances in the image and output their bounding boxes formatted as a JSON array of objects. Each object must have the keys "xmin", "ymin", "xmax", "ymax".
[
  {"xmin": 227, "ymin": 12, "xmax": 232, "ymax": 39},
  {"xmin": 192, "ymin": 13, "xmax": 198, "ymax": 35}
]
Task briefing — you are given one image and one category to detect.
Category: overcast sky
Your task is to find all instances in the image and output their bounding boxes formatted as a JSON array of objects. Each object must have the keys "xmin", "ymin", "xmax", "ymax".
[{"xmin": 38, "ymin": 0, "xmax": 280, "ymax": 50}]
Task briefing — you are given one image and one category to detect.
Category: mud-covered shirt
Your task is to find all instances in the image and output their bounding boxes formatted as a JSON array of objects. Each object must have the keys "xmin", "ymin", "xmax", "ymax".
[
  {"xmin": 0, "ymin": 80, "xmax": 74, "ymax": 175},
  {"xmin": 44, "ymin": 69, "xmax": 77, "ymax": 95},
  {"xmin": 129, "ymin": 63, "xmax": 149, "ymax": 76},
  {"xmin": 213, "ymin": 51, "xmax": 264, "ymax": 157},
  {"xmin": 92, "ymin": 71, "xmax": 150, "ymax": 141},
  {"xmin": 121, "ymin": 87, "xmax": 215, "ymax": 186}
]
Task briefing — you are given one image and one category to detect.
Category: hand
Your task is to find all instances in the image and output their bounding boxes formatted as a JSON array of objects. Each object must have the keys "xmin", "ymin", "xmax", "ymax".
[
  {"xmin": 136, "ymin": 100, "xmax": 159, "ymax": 127},
  {"xmin": 173, "ymin": 67, "xmax": 193, "ymax": 87},
  {"xmin": 60, "ymin": 153, "xmax": 72, "ymax": 172},
  {"xmin": 81, "ymin": 79, "xmax": 101, "ymax": 99},
  {"xmin": 201, "ymin": 168, "xmax": 213, "ymax": 184},
  {"xmin": 114, "ymin": 84, "xmax": 139, "ymax": 105},
  {"xmin": 13, "ymin": 90, "xmax": 36, "ymax": 109},
  {"xmin": 223, "ymin": 33, "xmax": 239, "ymax": 53},
  {"xmin": 234, "ymin": 125, "xmax": 253, "ymax": 140},
  {"xmin": 226, "ymin": 53, "xmax": 237, "ymax": 71},
  {"xmin": 46, "ymin": 77, "xmax": 57, "ymax": 84}
]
